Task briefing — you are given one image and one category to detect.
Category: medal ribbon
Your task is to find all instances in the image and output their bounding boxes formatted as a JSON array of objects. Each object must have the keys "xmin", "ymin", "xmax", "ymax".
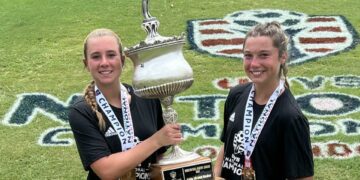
[
  {"xmin": 95, "ymin": 84, "xmax": 135, "ymax": 151},
  {"xmin": 243, "ymin": 80, "xmax": 285, "ymax": 167}
]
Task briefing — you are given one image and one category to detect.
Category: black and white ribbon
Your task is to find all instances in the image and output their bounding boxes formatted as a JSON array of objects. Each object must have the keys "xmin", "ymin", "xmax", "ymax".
[
  {"xmin": 243, "ymin": 80, "xmax": 285, "ymax": 167},
  {"xmin": 95, "ymin": 84, "xmax": 135, "ymax": 151}
]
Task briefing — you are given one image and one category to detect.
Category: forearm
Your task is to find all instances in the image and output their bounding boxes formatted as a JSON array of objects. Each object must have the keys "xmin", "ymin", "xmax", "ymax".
[
  {"xmin": 91, "ymin": 136, "xmax": 161, "ymax": 179},
  {"xmin": 214, "ymin": 145, "xmax": 224, "ymax": 177}
]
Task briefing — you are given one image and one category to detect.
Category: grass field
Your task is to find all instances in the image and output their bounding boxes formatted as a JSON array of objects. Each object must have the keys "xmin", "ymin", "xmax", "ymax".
[{"xmin": 0, "ymin": 0, "xmax": 359, "ymax": 179}]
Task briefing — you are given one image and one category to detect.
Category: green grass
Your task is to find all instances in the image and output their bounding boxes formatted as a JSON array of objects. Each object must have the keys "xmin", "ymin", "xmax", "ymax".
[{"xmin": 0, "ymin": 0, "xmax": 359, "ymax": 179}]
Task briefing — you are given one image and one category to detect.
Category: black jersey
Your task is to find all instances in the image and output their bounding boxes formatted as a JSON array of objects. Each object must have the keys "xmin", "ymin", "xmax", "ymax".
[
  {"xmin": 220, "ymin": 83, "xmax": 314, "ymax": 179},
  {"xmin": 69, "ymin": 84, "xmax": 165, "ymax": 180}
]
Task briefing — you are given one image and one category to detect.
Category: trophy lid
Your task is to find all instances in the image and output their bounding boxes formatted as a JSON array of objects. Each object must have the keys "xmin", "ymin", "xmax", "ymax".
[{"xmin": 124, "ymin": 0, "xmax": 185, "ymax": 57}]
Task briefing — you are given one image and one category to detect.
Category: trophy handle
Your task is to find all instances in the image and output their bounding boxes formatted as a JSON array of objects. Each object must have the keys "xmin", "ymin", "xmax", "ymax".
[
  {"xmin": 142, "ymin": 0, "xmax": 152, "ymax": 20},
  {"xmin": 141, "ymin": 0, "xmax": 161, "ymax": 42}
]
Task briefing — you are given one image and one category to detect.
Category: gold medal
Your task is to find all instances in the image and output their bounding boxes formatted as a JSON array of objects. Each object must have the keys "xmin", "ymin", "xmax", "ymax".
[
  {"xmin": 242, "ymin": 167, "xmax": 256, "ymax": 180},
  {"xmin": 120, "ymin": 169, "xmax": 136, "ymax": 180}
]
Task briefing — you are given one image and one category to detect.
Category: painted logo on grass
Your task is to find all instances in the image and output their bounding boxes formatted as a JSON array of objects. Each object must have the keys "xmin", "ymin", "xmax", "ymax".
[
  {"xmin": 187, "ymin": 9, "xmax": 359, "ymax": 65},
  {"xmin": 1, "ymin": 75, "xmax": 360, "ymax": 159}
]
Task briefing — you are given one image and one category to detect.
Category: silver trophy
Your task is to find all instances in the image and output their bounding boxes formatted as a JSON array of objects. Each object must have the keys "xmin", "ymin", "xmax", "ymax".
[{"xmin": 124, "ymin": 0, "xmax": 200, "ymax": 165}]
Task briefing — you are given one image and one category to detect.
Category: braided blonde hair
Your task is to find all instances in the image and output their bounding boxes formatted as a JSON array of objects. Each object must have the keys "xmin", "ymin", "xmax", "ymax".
[
  {"xmin": 83, "ymin": 81, "xmax": 106, "ymax": 130},
  {"xmin": 243, "ymin": 21, "xmax": 290, "ymax": 88},
  {"xmin": 82, "ymin": 28, "xmax": 124, "ymax": 131}
]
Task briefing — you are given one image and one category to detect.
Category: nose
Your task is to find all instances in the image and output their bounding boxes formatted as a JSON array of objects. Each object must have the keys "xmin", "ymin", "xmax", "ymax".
[
  {"xmin": 249, "ymin": 56, "xmax": 260, "ymax": 67},
  {"xmin": 99, "ymin": 55, "xmax": 109, "ymax": 67}
]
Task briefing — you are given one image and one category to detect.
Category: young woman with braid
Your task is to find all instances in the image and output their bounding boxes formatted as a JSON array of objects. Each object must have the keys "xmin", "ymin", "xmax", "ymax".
[
  {"xmin": 214, "ymin": 22, "xmax": 314, "ymax": 180},
  {"xmin": 69, "ymin": 28, "xmax": 182, "ymax": 180}
]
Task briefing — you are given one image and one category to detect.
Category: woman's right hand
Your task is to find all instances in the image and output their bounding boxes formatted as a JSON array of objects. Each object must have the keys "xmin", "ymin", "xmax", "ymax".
[{"xmin": 152, "ymin": 123, "xmax": 183, "ymax": 147}]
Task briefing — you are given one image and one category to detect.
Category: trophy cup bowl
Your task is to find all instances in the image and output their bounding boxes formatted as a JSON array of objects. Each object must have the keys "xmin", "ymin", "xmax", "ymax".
[
  {"xmin": 126, "ymin": 38, "xmax": 194, "ymax": 99},
  {"xmin": 124, "ymin": 0, "xmax": 213, "ymax": 179},
  {"xmin": 126, "ymin": 35, "xmax": 202, "ymax": 165}
]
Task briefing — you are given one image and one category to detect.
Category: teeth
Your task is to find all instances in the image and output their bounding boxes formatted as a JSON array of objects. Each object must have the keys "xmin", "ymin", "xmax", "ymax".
[
  {"xmin": 252, "ymin": 71, "xmax": 262, "ymax": 75},
  {"xmin": 100, "ymin": 70, "xmax": 112, "ymax": 74}
]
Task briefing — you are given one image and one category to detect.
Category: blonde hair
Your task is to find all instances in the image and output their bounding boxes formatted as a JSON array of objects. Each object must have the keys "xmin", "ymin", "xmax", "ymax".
[
  {"xmin": 243, "ymin": 21, "xmax": 290, "ymax": 88},
  {"xmin": 82, "ymin": 28, "xmax": 124, "ymax": 131},
  {"xmin": 84, "ymin": 81, "xmax": 107, "ymax": 130},
  {"xmin": 83, "ymin": 28, "xmax": 124, "ymax": 61}
]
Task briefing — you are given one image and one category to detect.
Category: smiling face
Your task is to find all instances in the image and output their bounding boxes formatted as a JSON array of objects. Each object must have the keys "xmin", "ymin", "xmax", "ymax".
[
  {"xmin": 242, "ymin": 22, "xmax": 290, "ymax": 90},
  {"xmin": 243, "ymin": 36, "xmax": 286, "ymax": 88},
  {"xmin": 84, "ymin": 35, "xmax": 123, "ymax": 88}
]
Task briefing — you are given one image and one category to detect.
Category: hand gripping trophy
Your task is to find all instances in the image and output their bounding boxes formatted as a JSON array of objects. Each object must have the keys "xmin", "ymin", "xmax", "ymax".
[{"xmin": 124, "ymin": 0, "xmax": 213, "ymax": 179}]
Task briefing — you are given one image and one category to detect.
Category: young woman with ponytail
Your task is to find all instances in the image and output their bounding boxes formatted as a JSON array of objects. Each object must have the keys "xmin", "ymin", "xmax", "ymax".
[
  {"xmin": 214, "ymin": 22, "xmax": 314, "ymax": 180},
  {"xmin": 69, "ymin": 28, "xmax": 182, "ymax": 180}
]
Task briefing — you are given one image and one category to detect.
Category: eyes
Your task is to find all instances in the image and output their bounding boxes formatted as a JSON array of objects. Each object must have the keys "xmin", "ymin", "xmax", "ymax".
[
  {"xmin": 243, "ymin": 52, "xmax": 270, "ymax": 61},
  {"xmin": 89, "ymin": 51, "xmax": 119, "ymax": 60}
]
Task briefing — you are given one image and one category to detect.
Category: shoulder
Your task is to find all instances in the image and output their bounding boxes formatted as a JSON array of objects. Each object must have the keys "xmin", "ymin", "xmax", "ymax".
[
  {"xmin": 228, "ymin": 82, "xmax": 251, "ymax": 97},
  {"xmin": 122, "ymin": 83, "xmax": 135, "ymax": 95},
  {"xmin": 226, "ymin": 82, "xmax": 252, "ymax": 102},
  {"xmin": 276, "ymin": 88, "xmax": 308, "ymax": 125},
  {"xmin": 68, "ymin": 96, "xmax": 97, "ymax": 127},
  {"xmin": 70, "ymin": 96, "xmax": 91, "ymax": 112},
  {"xmin": 278, "ymin": 89, "xmax": 302, "ymax": 114},
  {"xmin": 223, "ymin": 83, "xmax": 251, "ymax": 113}
]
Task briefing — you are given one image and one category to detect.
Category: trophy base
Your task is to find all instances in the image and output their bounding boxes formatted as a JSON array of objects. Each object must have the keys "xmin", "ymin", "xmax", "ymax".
[
  {"xmin": 158, "ymin": 145, "xmax": 200, "ymax": 165},
  {"xmin": 151, "ymin": 156, "xmax": 213, "ymax": 180}
]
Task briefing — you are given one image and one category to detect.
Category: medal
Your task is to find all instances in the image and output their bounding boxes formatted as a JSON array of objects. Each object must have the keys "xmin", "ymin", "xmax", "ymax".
[
  {"xmin": 120, "ymin": 169, "xmax": 136, "ymax": 180},
  {"xmin": 242, "ymin": 167, "xmax": 256, "ymax": 180},
  {"xmin": 242, "ymin": 159, "xmax": 256, "ymax": 180}
]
